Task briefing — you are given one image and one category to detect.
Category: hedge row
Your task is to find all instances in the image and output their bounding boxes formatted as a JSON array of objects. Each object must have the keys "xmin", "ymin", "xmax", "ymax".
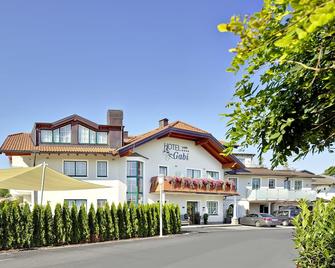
[{"xmin": 0, "ymin": 201, "xmax": 181, "ymax": 250}]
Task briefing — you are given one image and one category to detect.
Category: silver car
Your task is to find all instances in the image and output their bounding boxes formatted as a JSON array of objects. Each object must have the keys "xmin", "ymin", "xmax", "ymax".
[
  {"xmin": 272, "ymin": 209, "xmax": 300, "ymax": 226},
  {"xmin": 239, "ymin": 213, "xmax": 279, "ymax": 227}
]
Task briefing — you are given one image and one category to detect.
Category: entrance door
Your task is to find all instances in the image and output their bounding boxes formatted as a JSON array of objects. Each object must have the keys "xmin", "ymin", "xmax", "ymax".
[
  {"xmin": 187, "ymin": 201, "xmax": 199, "ymax": 224},
  {"xmin": 260, "ymin": 204, "xmax": 269, "ymax": 213}
]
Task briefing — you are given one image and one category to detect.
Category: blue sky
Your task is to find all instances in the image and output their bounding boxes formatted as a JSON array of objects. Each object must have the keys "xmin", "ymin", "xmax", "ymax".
[{"xmin": 0, "ymin": 1, "xmax": 333, "ymax": 174}]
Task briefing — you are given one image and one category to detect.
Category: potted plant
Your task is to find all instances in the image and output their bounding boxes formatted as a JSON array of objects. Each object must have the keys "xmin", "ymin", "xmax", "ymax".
[{"xmin": 203, "ymin": 213, "xmax": 209, "ymax": 225}]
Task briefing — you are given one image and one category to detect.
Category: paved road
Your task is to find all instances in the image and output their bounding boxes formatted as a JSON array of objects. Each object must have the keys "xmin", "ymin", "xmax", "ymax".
[{"xmin": 0, "ymin": 226, "xmax": 297, "ymax": 268}]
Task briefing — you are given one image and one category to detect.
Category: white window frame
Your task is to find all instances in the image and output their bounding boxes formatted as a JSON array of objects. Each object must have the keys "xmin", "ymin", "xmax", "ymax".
[
  {"xmin": 251, "ymin": 178, "xmax": 261, "ymax": 190},
  {"xmin": 206, "ymin": 170, "xmax": 220, "ymax": 180},
  {"xmin": 62, "ymin": 159, "xmax": 89, "ymax": 179},
  {"xmin": 96, "ymin": 160, "xmax": 109, "ymax": 179},
  {"xmin": 268, "ymin": 178, "xmax": 276, "ymax": 189},
  {"xmin": 186, "ymin": 168, "xmax": 202, "ymax": 178},
  {"xmin": 207, "ymin": 201, "xmax": 219, "ymax": 216},
  {"xmin": 294, "ymin": 180, "xmax": 303, "ymax": 191},
  {"xmin": 158, "ymin": 165, "xmax": 168, "ymax": 176}
]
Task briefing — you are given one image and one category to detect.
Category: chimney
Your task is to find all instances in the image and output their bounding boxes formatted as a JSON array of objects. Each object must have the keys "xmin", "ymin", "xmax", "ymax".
[
  {"xmin": 159, "ymin": 118, "xmax": 169, "ymax": 128},
  {"xmin": 123, "ymin": 131, "xmax": 128, "ymax": 140},
  {"xmin": 107, "ymin": 110, "xmax": 124, "ymax": 148}
]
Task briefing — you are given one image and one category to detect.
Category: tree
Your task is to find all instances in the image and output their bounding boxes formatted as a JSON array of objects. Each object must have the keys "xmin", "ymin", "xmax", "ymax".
[
  {"xmin": 111, "ymin": 203, "xmax": 119, "ymax": 240},
  {"xmin": 96, "ymin": 206, "xmax": 106, "ymax": 241},
  {"xmin": 104, "ymin": 203, "xmax": 114, "ymax": 241},
  {"xmin": 324, "ymin": 166, "xmax": 335, "ymax": 176},
  {"xmin": 78, "ymin": 204, "xmax": 89, "ymax": 243},
  {"xmin": 218, "ymin": 0, "xmax": 335, "ymax": 167},
  {"xmin": 32, "ymin": 204, "xmax": 44, "ymax": 247},
  {"xmin": 62, "ymin": 202, "xmax": 72, "ymax": 244},
  {"xmin": 53, "ymin": 204, "xmax": 63, "ymax": 245},
  {"xmin": 175, "ymin": 205, "xmax": 181, "ymax": 234},
  {"xmin": 21, "ymin": 203, "xmax": 33, "ymax": 248},
  {"xmin": 163, "ymin": 205, "xmax": 171, "ymax": 235},
  {"xmin": 0, "ymin": 189, "xmax": 10, "ymax": 198},
  {"xmin": 129, "ymin": 202, "xmax": 139, "ymax": 238},
  {"xmin": 70, "ymin": 205, "xmax": 79, "ymax": 244},
  {"xmin": 44, "ymin": 203, "xmax": 53, "ymax": 246},
  {"xmin": 117, "ymin": 203, "xmax": 125, "ymax": 239},
  {"xmin": 123, "ymin": 203, "xmax": 132, "ymax": 239},
  {"xmin": 88, "ymin": 204, "xmax": 98, "ymax": 243},
  {"xmin": 0, "ymin": 201, "xmax": 12, "ymax": 249}
]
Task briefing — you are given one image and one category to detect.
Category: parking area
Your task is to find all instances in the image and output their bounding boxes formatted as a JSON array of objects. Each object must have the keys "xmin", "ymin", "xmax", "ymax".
[{"xmin": 0, "ymin": 226, "xmax": 297, "ymax": 268}]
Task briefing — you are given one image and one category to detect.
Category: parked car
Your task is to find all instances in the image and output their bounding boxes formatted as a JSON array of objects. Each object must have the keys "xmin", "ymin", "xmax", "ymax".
[
  {"xmin": 239, "ymin": 213, "xmax": 279, "ymax": 227},
  {"xmin": 272, "ymin": 208, "xmax": 300, "ymax": 226}
]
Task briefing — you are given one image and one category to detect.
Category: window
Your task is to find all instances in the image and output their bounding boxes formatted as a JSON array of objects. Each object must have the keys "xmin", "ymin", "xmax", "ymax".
[
  {"xmin": 41, "ymin": 124, "xmax": 71, "ymax": 144},
  {"xmin": 97, "ymin": 199, "xmax": 107, "ymax": 208},
  {"xmin": 159, "ymin": 166, "xmax": 168, "ymax": 176},
  {"xmin": 269, "ymin": 179, "xmax": 276, "ymax": 189},
  {"xmin": 252, "ymin": 178, "xmax": 261, "ymax": 190},
  {"xmin": 284, "ymin": 180, "xmax": 291, "ymax": 190},
  {"xmin": 59, "ymin": 125, "xmax": 71, "ymax": 143},
  {"xmin": 64, "ymin": 199, "xmax": 87, "ymax": 210},
  {"xmin": 126, "ymin": 161, "xmax": 143, "ymax": 204},
  {"xmin": 97, "ymin": 161, "xmax": 108, "ymax": 178},
  {"xmin": 229, "ymin": 178, "xmax": 238, "ymax": 191},
  {"xmin": 186, "ymin": 169, "xmax": 201, "ymax": 178},
  {"xmin": 294, "ymin": 180, "xmax": 302, "ymax": 191},
  {"xmin": 41, "ymin": 130, "xmax": 53, "ymax": 143},
  {"xmin": 97, "ymin": 132, "xmax": 108, "ymax": 144},
  {"xmin": 78, "ymin": 125, "xmax": 108, "ymax": 145},
  {"xmin": 207, "ymin": 201, "xmax": 218, "ymax": 215},
  {"xmin": 206, "ymin": 171, "xmax": 219, "ymax": 180},
  {"xmin": 64, "ymin": 161, "xmax": 87, "ymax": 177}
]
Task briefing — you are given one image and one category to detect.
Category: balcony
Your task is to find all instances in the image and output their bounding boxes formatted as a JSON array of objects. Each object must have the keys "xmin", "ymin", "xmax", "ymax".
[
  {"xmin": 246, "ymin": 188, "xmax": 317, "ymax": 202},
  {"xmin": 150, "ymin": 176, "xmax": 238, "ymax": 196}
]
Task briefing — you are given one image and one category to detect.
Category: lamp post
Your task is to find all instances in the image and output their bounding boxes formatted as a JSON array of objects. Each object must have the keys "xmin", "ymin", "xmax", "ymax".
[{"xmin": 158, "ymin": 175, "xmax": 164, "ymax": 237}]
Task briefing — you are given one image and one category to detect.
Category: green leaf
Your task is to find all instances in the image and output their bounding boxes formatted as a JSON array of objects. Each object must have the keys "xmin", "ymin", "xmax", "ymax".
[
  {"xmin": 217, "ymin": 23, "xmax": 229, "ymax": 32},
  {"xmin": 296, "ymin": 28, "xmax": 307, "ymax": 39}
]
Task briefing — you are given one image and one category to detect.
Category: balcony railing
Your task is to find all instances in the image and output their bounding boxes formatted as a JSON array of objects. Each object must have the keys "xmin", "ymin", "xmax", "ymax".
[
  {"xmin": 246, "ymin": 188, "xmax": 317, "ymax": 201},
  {"xmin": 150, "ymin": 176, "xmax": 238, "ymax": 196}
]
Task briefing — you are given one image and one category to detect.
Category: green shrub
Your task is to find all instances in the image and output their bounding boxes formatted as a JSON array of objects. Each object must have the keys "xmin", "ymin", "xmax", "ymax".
[
  {"xmin": 294, "ymin": 199, "xmax": 335, "ymax": 268},
  {"xmin": 32, "ymin": 204, "xmax": 44, "ymax": 247},
  {"xmin": 175, "ymin": 205, "xmax": 181, "ymax": 233},
  {"xmin": 104, "ymin": 203, "xmax": 114, "ymax": 241},
  {"xmin": 117, "ymin": 203, "xmax": 125, "ymax": 239},
  {"xmin": 111, "ymin": 203, "xmax": 119, "ymax": 240},
  {"xmin": 88, "ymin": 204, "xmax": 98, "ymax": 243},
  {"xmin": 129, "ymin": 202, "xmax": 138, "ymax": 238},
  {"xmin": 53, "ymin": 204, "xmax": 63, "ymax": 245},
  {"xmin": 77, "ymin": 204, "xmax": 89, "ymax": 243},
  {"xmin": 62, "ymin": 202, "xmax": 72, "ymax": 244},
  {"xmin": 138, "ymin": 204, "xmax": 148, "ymax": 237},
  {"xmin": 150, "ymin": 204, "xmax": 158, "ymax": 236},
  {"xmin": 11, "ymin": 201, "xmax": 23, "ymax": 248},
  {"xmin": 96, "ymin": 207, "xmax": 106, "ymax": 241},
  {"xmin": 123, "ymin": 203, "xmax": 132, "ymax": 239},
  {"xmin": 203, "ymin": 213, "xmax": 209, "ymax": 225},
  {"xmin": 44, "ymin": 203, "xmax": 53, "ymax": 246},
  {"xmin": 170, "ymin": 205, "xmax": 177, "ymax": 234},
  {"xmin": 21, "ymin": 203, "xmax": 33, "ymax": 248},
  {"xmin": 163, "ymin": 205, "xmax": 171, "ymax": 235},
  {"xmin": 0, "ymin": 201, "xmax": 12, "ymax": 249},
  {"xmin": 146, "ymin": 204, "xmax": 154, "ymax": 237},
  {"xmin": 70, "ymin": 205, "xmax": 79, "ymax": 244}
]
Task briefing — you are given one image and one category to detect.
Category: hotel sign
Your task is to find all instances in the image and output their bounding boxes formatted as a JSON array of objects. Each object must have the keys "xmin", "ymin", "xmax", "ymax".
[{"xmin": 163, "ymin": 142, "xmax": 189, "ymax": 160}]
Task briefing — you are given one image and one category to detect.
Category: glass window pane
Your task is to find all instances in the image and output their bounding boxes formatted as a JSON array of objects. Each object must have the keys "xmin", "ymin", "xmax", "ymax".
[
  {"xmin": 78, "ymin": 125, "xmax": 89, "ymax": 144},
  {"xmin": 193, "ymin": 170, "xmax": 201, "ymax": 178},
  {"xmin": 186, "ymin": 169, "xmax": 193, "ymax": 178},
  {"xmin": 159, "ymin": 166, "xmax": 168, "ymax": 176},
  {"xmin": 295, "ymin": 180, "xmax": 302, "ymax": 190},
  {"xmin": 207, "ymin": 201, "xmax": 218, "ymax": 215},
  {"xmin": 269, "ymin": 179, "xmax": 275, "ymax": 189},
  {"xmin": 138, "ymin": 162, "xmax": 143, "ymax": 177},
  {"xmin": 75, "ymin": 161, "xmax": 87, "ymax": 177},
  {"xmin": 41, "ymin": 130, "xmax": 52, "ymax": 143},
  {"xmin": 60, "ymin": 125, "xmax": 71, "ymax": 143},
  {"xmin": 252, "ymin": 178, "xmax": 260, "ymax": 190},
  {"xmin": 284, "ymin": 180, "xmax": 291, "ymax": 190},
  {"xmin": 97, "ymin": 132, "xmax": 108, "ymax": 144},
  {"xmin": 229, "ymin": 178, "xmax": 237, "ymax": 191},
  {"xmin": 97, "ymin": 199, "xmax": 107, "ymax": 208},
  {"xmin": 53, "ymin": 129, "xmax": 60, "ymax": 143},
  {"xmin": 89, "ymin": 130, "xmax": 96, "ymax": 144},
  {"xmin": 97, "ymin": 161, "xmax": 107, "ymax": 177},
  {"xmin": 127, "ymin": 177, "xmax": 137, "ymax": 192},
  {"xmin": 127, "ymin": 161, "xmax": 137, "ymax": 176},
  {"xmin": 64, "ymin": 161, "xmax": 75, "ymax": 176},
  {"xmin": 207, "ymin": 171, "xmax": 219, "ymax": 180}
]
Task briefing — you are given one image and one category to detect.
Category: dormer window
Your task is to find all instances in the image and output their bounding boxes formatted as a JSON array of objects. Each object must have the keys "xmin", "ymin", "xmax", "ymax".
[
  {"xmin": 78, "ymin": 125, "xmax": 108, "ymax": 145},
  {"xmin": 40, "ymin": 124, "xmax": 71, "ymax": 144}
]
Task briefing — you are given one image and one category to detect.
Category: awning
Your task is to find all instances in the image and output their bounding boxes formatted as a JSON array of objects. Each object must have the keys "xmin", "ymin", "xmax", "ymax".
[{"xmin": 0, "ymin": 164, "xmax": 107, "ymax": 191}]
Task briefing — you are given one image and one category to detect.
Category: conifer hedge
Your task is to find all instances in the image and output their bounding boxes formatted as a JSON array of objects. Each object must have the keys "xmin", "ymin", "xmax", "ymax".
[{"xmin": 0, "ymin": 201, "xmax": 181, "ymax": 250}]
